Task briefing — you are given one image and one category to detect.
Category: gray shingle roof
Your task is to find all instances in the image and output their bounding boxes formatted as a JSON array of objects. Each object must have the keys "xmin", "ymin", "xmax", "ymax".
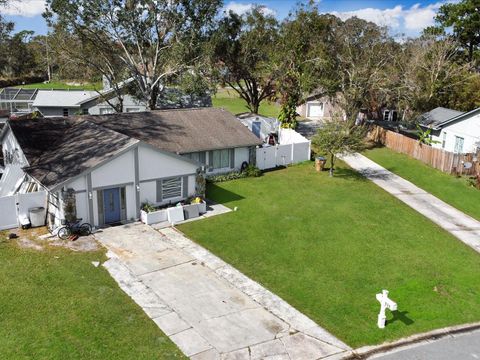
[
  {"xmin": 8, "ymin": 108, "xmax": 261, "ymax": 189},
  {"xmin": 83, "ymin": 107, "xmax": 262, "ymax": 154},
  {"xmin": 418, "ymin": 107, "xmax": 464, "ymax": 129},
  {"xmin": 9, "ymin": 119, "xmax": 137, "ymax": 189}
]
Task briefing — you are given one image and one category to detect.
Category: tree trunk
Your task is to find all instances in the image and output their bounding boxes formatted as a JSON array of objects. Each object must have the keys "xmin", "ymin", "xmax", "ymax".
[
  {"xmin": 250, "ymin": 101, "xmax": 260, "ymax": 114},
  {"xmin": 329, "ymin": 153, "xmax": 335, "ymax": 177}
]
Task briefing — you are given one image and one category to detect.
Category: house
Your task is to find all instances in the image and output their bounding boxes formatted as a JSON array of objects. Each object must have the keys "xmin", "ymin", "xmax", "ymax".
[
  {"xmin": 0, "ymin": 108, "xmax": 261, "ymax": 229},
  {"xmin": 0, "ymin": 80, "xmax": 211, "ymax": 117},
  {"xmin": 237, "ymin": 113, "xmax": 279, "ymax": 142},
  {"xmin": 419, "ymin": 107, "xmax": 480, "ymax": 154},
  {"xmin": 296, "ymin": 92, "xmax": 341, "ymax": 121}
]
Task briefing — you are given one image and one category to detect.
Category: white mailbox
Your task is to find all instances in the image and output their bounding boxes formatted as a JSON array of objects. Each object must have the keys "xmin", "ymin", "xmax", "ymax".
[{"xmin": 376, "ymin": 289, "xmax": 397, "ymax": 329}]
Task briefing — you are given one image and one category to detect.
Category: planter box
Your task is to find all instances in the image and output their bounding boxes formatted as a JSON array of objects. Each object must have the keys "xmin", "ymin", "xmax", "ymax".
[
  {"xmin": 167, "ymin": 206, "xmax": 185, "ymax": 224},
  {"xmin": 140, "ymin": 209, "xmax": 168, "ymax": 225},
  {"xmin": 183, "ymin": 204, "xmax": 200, "ymax": 220},
  {"xmin": 196, "ymin": 201, "xmax": 207, "ymax": 214}
]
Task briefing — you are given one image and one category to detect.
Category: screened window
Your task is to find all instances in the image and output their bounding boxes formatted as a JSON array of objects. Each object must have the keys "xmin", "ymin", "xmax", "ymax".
[
  {"xmin": 454, "ymin": 136, "xmax": 464, "ymax": 153},
  {"xmin": 126, "ymin": 108, "xmax": 139, "ymax": 113},
  {"xmin": 184, "ymin": 151, "xmax": 206, "ymax": 165},
  {"xmin": 63, "ymin": 108, "xmax": 69, "ymax": 117},
  {"xmin": 82, "ymin": 108, "xmax": 89, "ymax": 115},
  {"xmin": 162, "ymin": 177, "xmax": 182, "ymax": 200},
  {"xmin": 100, "ymin": 107, "xmax": 114, "ymax": 115},
  {"xmin": 212, "ymin": 149, "xmax": 230, "ymax": 169}
]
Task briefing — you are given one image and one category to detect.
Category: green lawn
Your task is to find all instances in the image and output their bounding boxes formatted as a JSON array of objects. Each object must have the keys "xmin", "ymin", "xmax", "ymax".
[
  {"xmin": 364, "ymin": 147, "xmax": 480, "ymax": 221},
  {"xmin": 0, "ymin": 236, "xmax": 185, "ymax": 359},
  {"xmin": 212, "ymin": 88, "xmax": 280, "ymax": 117},
  {"xmin": 178, "ymin": 162, "xmax": 480, "ymax": 347},
  {"xmin": 15, "ymin": 81, "xmax": 102, "ymax": 90}
]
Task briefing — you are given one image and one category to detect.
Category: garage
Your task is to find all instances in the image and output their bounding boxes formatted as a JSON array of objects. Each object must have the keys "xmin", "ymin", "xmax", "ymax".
[{"xmin": 307, "ymin": 102, "xmax": 324, "ymax": 118}]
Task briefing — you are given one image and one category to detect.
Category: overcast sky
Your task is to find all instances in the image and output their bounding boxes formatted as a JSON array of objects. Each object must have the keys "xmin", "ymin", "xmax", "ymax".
[{"xmin": 2, "ymin": 0, "xmax": 455, "ymax": 38}]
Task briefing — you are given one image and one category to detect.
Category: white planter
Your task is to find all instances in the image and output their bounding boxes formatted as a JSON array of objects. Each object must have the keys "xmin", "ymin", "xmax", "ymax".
[
  {"xmin": 196, "ymin": 201, "xmax": 207, "ymax": 214},
  {"xmin": 167, "ymin": 206, "xmax": 185, "ymax": 224},
  {"xmin": 140, "ymin": 209, "xmax": 168, "ymax": 225}
]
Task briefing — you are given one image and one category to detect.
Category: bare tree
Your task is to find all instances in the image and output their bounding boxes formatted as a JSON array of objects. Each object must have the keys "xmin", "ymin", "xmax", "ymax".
[{"xmin": 45, "ymin": 0, "xmax": 221, "ymax": 110}]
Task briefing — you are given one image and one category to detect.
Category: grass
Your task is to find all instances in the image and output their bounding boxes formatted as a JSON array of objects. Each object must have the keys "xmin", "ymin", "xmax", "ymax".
[
  {"xmin": 0, "ymin": 233, "xmax": 185, "ymax": 359},
  {"xmin": 363, "ymin": 147, "xmax": 480, "ymax": 221},
  {"xmin": 15, "ymin": 81, "xmax": 102, "ymax": 90},
  {"xmin": 212, "ymin": 87, "xmax": 280, "ymax": 117},
  {"xmin": 178, "ymin": 162, "xmax": 480, "ymax": 348}
]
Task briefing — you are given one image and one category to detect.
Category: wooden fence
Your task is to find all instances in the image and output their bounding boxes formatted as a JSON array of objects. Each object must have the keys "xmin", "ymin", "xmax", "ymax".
[{"xmin": 368, "ymin": 126, "xmax": 480, "ymax": 176}]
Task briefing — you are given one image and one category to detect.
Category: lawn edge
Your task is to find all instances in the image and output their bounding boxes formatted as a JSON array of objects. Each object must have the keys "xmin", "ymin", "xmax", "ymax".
[{"xmin": 344, "ymin": 321, "xmax": 480, "ymax": 359}]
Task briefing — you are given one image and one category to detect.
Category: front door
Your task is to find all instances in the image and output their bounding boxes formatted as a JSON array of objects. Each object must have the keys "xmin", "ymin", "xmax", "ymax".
[{"xmin": 103, "ymin": 188, "xmax": 121, "ymax": 224}]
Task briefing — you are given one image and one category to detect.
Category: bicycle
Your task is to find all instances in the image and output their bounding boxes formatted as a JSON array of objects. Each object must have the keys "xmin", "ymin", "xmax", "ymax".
[{"xmin": 57, "ymin": 218, "xmax": 92, "ymax": 240}]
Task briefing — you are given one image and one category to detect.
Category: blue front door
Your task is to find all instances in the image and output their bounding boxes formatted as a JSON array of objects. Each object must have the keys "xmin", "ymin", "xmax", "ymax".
[{"xmin": 103, "ymin": 188, "xmax": 121, "ymax": 224}]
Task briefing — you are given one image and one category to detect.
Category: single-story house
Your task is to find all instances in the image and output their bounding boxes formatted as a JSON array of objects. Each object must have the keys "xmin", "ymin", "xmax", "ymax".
[
  {"xmin": 237, "ymin": 113, "xmax": 279, "ymax": 142},
  {"xmin": 296, "ymin": 92, "xmax": 342, "ymax": 121},
  {"xmin": 0, "ymin": 108, "xmax": 261, "ymax": 228},
  {"xmin": 0, "ymin": 79, "xmax": 212, "ymax": 117},
  {"xmin": 419, "ymin": 107, "xmax": 480, "ymax": 154}
]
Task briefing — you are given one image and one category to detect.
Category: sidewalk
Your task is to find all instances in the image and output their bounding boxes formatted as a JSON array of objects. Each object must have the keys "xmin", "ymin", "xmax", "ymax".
[
  {"xmin": 342, "ymin": 153, "xmax": 480, "ymax": 254},
  {"xmin": 95, "ymin": 223, "xmax": 350, "ymax": 359}
]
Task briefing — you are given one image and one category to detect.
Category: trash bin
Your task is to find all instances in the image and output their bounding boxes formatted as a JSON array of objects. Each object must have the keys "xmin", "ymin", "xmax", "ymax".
[
  {"xmin": 315, "ymin": 156, "xmax": 326, "ymax": 172},
  {"xmin": 29, "ymin": 207, "xmax": 46, "ymax": 227}
]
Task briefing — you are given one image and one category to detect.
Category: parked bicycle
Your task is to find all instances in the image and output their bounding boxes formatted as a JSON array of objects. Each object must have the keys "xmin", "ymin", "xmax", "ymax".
[{"xmin": 57, "ymin": 218, "xmax": 92, "ymax": 240}]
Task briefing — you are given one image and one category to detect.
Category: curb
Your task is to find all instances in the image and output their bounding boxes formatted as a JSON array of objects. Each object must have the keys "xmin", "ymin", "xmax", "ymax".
[{"xmin": 343, "ymin": 322, "xmax": 480, "ymax": 359}]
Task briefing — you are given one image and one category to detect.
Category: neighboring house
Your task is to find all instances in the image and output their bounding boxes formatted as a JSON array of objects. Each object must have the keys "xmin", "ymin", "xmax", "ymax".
[
  {"xmin": 0, "ymin": 108, "xmax": 261, "ymax": 228},
  {"xmin": 419, "ymin": 107, "xmax": 480, "ymax": 154},
  {"xmin": 0, "ymin": 81, "xmax": 212, "ymax": 117},
  {"xmin": 296, "ymin": 92, "xmax": 341, "ymax": 121},
  {"xmin": 237, "ymin": 113, "xmax": 279, "ymax": 141}
]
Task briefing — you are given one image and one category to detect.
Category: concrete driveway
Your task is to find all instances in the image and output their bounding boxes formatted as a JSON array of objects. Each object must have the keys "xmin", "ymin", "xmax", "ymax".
[
  {"xmin": 342, "ymin": 153, "xmax": 480, "ymax": 254},
  {"xmin": 95, "ymin": 223, "xmax": 350, "ymax": 359}
]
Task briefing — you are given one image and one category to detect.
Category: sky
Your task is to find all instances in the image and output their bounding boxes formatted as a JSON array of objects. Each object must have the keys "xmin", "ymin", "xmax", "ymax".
[{"xmin": 2, "ymin": 0, "xmax": 456, "ymax": 38}]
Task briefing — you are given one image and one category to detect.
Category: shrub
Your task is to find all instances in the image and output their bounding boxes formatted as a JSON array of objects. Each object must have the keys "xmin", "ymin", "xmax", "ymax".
[
  {"xmin": 244, "ymin": 164, "xmax": 262, "ymax": 177},
  {"xmin": 141, "ymin": 202, "xmax": 156, "ymax": 213}
]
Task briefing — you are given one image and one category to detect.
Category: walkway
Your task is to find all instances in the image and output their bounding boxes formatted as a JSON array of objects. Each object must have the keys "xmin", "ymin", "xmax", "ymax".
[
  {"xmin": 342, "ymin": 153, "xmax": 480, "ymax": 254},
  {"xmin": 95, "ymin": 223, "xmax": 350, "ymax": 359}
]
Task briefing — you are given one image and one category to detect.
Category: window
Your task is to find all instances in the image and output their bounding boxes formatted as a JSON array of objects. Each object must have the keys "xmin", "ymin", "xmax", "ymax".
[
  {"xmin": 162, "ymin": 177, "xmax": 182, "ymax": 200},
  {"xmin": 126, "ymin": 108, "xmax": 139, "ymax": 113},
  {"xmin": 100, "ymin": 107, "xmax": 114, "ymax": 115},
  {"xmin": 82, "ymin": 108, "xmax": 89, "ymax": 115},
  {"xmin": 454, "ymin": 136, "xmax": 464, "ymax": 153},
  {"xmin": 63, "ymin": 108, "xmax": 69, "ymax": 117},
  {"xmin": 442, "ymin": 132, "xmax": 447, "ymax": 149},
  {"xmin": 212, "ymin": 149, "xmax": 231, "ymax": 169},
  {"xmin": 184, "ymin": 152, "xmax": 206, "ymax": 165}
]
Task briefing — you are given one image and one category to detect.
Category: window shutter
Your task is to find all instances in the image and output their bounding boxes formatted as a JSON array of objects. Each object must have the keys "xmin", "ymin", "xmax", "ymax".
[
  {"xmin": 199, "ymin": 151, "xmax": 206, "ymax": 165},
  {"xmin": 208, "ymin": 151, "xmax": 214, "ymax": 170},
  {"xmin": 230, "ymin": 149, "xmax": 235, "ymax": 169},
  {"xmin": 156, "ymin": 180, "xmax": 163, "ymax": 202},
  {"xmin": 183, "ymin": 176, "xmax": 188, "ymax": 198}
]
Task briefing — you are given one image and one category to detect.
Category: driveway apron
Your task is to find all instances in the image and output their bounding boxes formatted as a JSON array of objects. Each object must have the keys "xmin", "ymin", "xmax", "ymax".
[{"xmin": 95, "ymin": 223, "xmax": 350, "ymax": 359}]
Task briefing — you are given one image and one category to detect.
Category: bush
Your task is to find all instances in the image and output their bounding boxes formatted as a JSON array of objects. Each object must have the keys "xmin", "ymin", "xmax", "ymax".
[
  {"xmin": 206, "ymin": 165, "xmax": 263, "ymax": 183},
  {"xmin": 0, "ymin": 76, "xmax": 46, "ymax": 88},
  {"xmin": 244, "ymin": 164, "xmax": 262, "ymax": 177},
  {"xmin": 141, "ymin": 202, "xmax": 156, "ymax": 213}
]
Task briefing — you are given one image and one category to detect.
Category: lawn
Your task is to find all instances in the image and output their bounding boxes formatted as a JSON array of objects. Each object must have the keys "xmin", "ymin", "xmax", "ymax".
[
  {"xmin": 364, "ymin": 147, "xmax": 480, "ymax": 221},
  {"xmin": 0, "ymin": 233, "xmax": 185, "ymax": 359},
  {"xmin": 15, "ymin": 81, "xmax": 102, "ymax": 90},
  {"xmin": 178, "ymin": 162, "xmax": 480, "ymax": 348},
  {"xmin": 212, "ymin": 87, "xmax": 280, "ymax": 117}
]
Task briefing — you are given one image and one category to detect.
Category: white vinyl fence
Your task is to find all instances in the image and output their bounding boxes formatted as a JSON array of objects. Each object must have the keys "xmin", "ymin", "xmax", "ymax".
[
  {"xmin": 256, "ymin": 128, "xmax": 311, "ymax": 170},
  {"xmin": 0, "ymin": 191, "xmax": 47, "ymax": 230}
]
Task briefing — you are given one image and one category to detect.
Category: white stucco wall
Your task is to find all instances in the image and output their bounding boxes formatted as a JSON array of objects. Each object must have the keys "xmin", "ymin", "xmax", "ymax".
[
  {"xmin": 91, "ymin": 150, "xmax": 135, "ymax": 188},
  {"xmin": 431, "ymin": 113, "xmax": 480, "ymax": 153},
  {"xmin": 234, "ymin": 147, "xmax": 250, "ymax": 168}
]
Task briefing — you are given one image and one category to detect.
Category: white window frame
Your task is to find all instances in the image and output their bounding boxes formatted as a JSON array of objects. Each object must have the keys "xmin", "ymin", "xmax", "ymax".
[{"xmin": 454, "ymin": 136, "xmax": 464, "ymax": 154}]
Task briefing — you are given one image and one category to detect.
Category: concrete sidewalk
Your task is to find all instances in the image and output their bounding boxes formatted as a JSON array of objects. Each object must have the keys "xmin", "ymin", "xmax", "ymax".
[
  {"xmin": 95, "ymin": 223, "xmax": 350, "ymax": 359},
  {"xmin": 342, "ymin": 153, "xmax": 480, "ymax": 254}
]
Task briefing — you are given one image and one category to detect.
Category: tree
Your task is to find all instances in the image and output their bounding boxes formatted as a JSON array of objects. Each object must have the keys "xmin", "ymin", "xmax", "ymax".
[
  {"xmin": 45, "ymin": 0, "xmax": 221, "ymax": 110},
  {"xmin": 434, "ymin": 0, "xmax": 480, "ymax": 63},
  {"xmin": 329, "ymin": 17, "xmax": 396, "ymax": 123},
  {"xmin": 276, "ymin": 6, "xmax": 338, "ymax": 127},
  {"xmin": 209, "ymin": 7, "xmax": 279, "ymax": 114},
  {"xmin": 0, "ymin": 0, "xmax": 14, "ymax": 76},
  {"xmin": 312, "ymin": 120, "xmax": 366, "ymax": 176}
]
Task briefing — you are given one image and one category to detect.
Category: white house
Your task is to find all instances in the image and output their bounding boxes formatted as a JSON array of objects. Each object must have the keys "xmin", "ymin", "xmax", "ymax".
[
  {"xmin": 419, "ymin": 107, "xmax": 480, "ymax": 154},
  {"xmin": 0, "ymin": 108, "xmax": 261, "ymax": 229},
  {"xmin": 296, "ymin": 92, "xmax": 342, "ymax": 121}
]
